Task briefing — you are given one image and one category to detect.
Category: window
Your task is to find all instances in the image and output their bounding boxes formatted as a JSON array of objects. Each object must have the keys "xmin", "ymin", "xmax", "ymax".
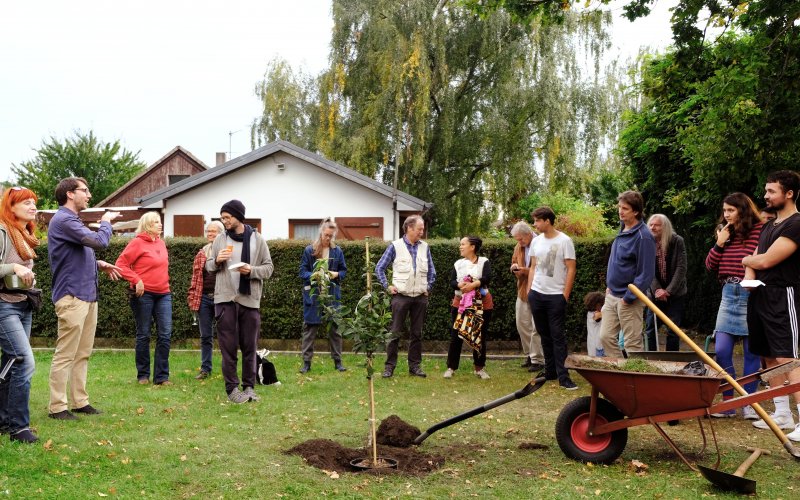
[{"xmin": 168, "ymin": 175, "xmax": 190, "ymax": 185}]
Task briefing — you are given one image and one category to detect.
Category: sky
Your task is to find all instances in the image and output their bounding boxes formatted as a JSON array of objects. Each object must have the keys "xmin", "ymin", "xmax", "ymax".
[{"xmin": 0, "ymin": 0, "xmax": 677, "ymax": 183}]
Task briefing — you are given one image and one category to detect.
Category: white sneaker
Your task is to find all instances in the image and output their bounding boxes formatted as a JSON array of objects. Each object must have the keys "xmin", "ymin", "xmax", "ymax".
[
  {"xmin": 475, "ymin": 369, "xmax": 491, "ymax": 380},
  {"xmin": 443, "ymin": 368, "xmax": 454, "ymax": 379},
  {"xmin": 752, "ymin": 411, "xmax": 795, "ymax": 430},
  {"xmin": 742, "ymin": 406, "xmax": 759, "ymax": 420},
  {"xmin": 787, "ymin": 423, "xmax": 800, "ymax": 442}
]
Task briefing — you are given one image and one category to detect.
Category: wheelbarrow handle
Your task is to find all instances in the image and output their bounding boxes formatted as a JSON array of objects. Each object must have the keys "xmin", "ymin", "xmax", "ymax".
[
  {"xmin": 413, "ymin": 376, "xmax": 547, "ymax": 445},
  {"xmin": 628, "ymin": 284, "xmax": 800, "ymax": 459}
]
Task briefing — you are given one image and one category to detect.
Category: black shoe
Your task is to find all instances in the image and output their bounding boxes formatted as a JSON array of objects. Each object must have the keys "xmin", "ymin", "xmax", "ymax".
[
  {"xmin": 409, "ymin": 368, "xmax": 427, "ymax": 378},
  {"xmin": 9, "ymin": 429, "xmax": 38, "ymax": 443},
  {"xmin": 528, "ymin": 363, "xmax": 544, "ymax": 372},
  {"xmin": 195, "ymin": 371, "xmax": 210, "ymax": 380},
  {"xmin": 382, "ymin": 368, "xmax": 394, "ymax": 378},
  {"xmin": 334, "ymin": 361, "xmax": 347, "ymax": 372},
  {"xmin": 521, "ymin": 358, "xmax": 532, "ymax": 368},
  {"xmin": 48, "ymin": 410, "xmax": 78, "ymax": 420},
  {"xmin": 560, "ymin": 379, "xmax": 578, "ymax": 390},
  {"xmin": 299, "ymin": 361, "xmax": 311, "ymax": 374},
  {"xmin": 73, "ymin": 404, "xmax": 102, "ymax": 415}
]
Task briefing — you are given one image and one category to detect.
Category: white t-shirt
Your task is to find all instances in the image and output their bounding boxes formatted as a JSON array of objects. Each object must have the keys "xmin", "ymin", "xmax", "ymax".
[{"xmin": 530, "ymin": 232, "xmax": 576, "ymax": 294}]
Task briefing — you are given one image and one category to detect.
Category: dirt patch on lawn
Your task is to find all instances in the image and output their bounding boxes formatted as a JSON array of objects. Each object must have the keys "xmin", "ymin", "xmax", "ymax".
[
  {"xmin": 286, "ymin": 438, "xmax": 444, "ymax": 476},
  {"xmin": 286, "ymin": 415, "xmax": 441, "ymax": 476}
]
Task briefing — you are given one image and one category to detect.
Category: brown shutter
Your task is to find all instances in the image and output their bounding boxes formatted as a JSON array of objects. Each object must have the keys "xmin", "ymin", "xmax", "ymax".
[
  {"xmin": 173, "ymin": 215, "xmax": 205, "ymax": 237},
  {"xmin": 335, "ymin": 217, "xmax": 383, "ymax": 240}
]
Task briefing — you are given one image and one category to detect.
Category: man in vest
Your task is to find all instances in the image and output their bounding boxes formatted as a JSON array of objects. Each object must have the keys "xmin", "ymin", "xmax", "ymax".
[{"xmin": 376, "ymin": 215, "xmax": 436, "ymax": 378}]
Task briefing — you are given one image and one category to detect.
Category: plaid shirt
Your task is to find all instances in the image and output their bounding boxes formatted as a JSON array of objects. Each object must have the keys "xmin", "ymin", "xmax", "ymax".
[
  {"xmin": 375, "ymin": 236, "xmax": 436, "ymax": 291},
  {"xmin": 187, "ymin": 247, "xmax": 207, "ymax": 311}
]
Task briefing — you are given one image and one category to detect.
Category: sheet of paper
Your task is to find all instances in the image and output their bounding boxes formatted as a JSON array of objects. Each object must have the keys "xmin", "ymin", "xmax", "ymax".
[
  {"xmin": 228, "ymin": 262, "xmax": 246, "ymax": 270},
  {"xmin": 740, "ymin": 280, "xmax": 765, "ymax": 288}
]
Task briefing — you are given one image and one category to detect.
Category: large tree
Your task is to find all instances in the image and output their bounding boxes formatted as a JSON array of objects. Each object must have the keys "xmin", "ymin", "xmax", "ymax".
[
  {"xmin": 253, "ymin": 0, "xmax": 631, "ymax": 236},
  {"xmin": 618, "ymin": 0, "xmax": 800, "ymax": 221},
  {"xmin": 12, "ymin": 131, "xmax": 146, "ymax": 209}
]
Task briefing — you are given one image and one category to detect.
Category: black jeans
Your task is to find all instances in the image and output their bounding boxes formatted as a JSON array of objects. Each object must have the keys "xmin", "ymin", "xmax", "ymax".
[
  {"xmin": 446, "ymin": 307, "xmax": 490, "ymax": 370},
  {"xmin": 528, "ymin": 290, "xmax": 570, "ymax": 384},
  {"xmin": 215, "ymin": 302, "xmax": 260, "ymax": 394},
  {"xmin": 644, "ymin": 294, "xmax": 686, "ymax": 351}
]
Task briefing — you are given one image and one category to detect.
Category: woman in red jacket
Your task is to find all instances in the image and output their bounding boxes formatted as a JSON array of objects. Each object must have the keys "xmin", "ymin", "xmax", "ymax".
[{"xmin": 116, "ymin": 212, "xmax": 172, "ymax": 385}]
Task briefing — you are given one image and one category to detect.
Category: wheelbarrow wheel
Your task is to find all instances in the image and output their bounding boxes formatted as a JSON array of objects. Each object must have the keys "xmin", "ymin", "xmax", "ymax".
[{"xmin": 556, "ymin": 396, "xmax": 628, "ymax": 464}]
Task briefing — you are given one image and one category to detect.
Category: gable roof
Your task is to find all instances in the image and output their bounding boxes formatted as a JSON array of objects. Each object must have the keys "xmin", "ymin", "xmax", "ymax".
[
  {"xmin": 96, "ymin": 145, "xmax": 209, "ymax": 207},
  {"xmin": 136, "ymin": 140, "xmax": 432, "ymax": 212}
]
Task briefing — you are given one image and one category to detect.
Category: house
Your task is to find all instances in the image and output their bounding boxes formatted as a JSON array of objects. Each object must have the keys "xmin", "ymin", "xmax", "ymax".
[
  {"xmin": 37, "ymin": 146, "xmax": 209, "ymax": 232},
  {"xmin": 96, "ymin": 146, "xmax": 209, "ymax": 207},
  {"xmin": 137, "ymin": 140, "xmax": 432, "ymax": 240}
]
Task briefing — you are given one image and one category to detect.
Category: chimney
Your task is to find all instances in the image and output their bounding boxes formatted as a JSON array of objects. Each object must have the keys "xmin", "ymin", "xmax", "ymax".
[{"xmin": 216, "ymin": 152, "xmax": 227, "ymax": 166}]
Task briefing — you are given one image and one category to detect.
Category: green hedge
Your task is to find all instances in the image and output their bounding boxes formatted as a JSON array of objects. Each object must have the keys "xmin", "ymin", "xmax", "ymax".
[{"xmin": 29, "ymin": 236, "xmax": 628, "ymax": 348}]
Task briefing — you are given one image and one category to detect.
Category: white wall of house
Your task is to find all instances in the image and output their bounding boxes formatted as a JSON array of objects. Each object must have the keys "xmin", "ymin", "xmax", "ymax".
[{"xmin": 161, "ymin": 152, "xmax": 397, "ymax": 240}]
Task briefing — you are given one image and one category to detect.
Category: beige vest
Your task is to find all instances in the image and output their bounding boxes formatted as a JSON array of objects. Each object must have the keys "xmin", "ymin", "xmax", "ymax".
[{"xmin": 391, "ymin": 239, "xmax": 429, "ymax": 297}]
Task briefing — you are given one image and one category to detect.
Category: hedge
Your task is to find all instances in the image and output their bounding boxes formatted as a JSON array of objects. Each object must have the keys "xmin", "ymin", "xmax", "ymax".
[{"xmin": 26, "ymin": 235, "xmax": 722, "ymax": 348}]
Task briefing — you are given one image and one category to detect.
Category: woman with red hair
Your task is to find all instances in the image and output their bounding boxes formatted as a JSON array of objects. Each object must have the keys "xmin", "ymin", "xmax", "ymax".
[{"xmin": 0, "ymin": 186, "xmax": 41, "ymax": 443}]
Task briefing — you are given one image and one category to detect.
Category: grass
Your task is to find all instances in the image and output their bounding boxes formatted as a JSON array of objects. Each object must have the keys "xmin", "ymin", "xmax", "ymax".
[{"xmin": 2, "ymin": 350, "xmax": 799, "ymax": 499}]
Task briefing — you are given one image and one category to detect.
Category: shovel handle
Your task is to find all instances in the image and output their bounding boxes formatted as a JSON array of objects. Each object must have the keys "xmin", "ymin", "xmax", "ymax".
[
  {"xmin": 734, "ymin": 448, "xmax": 768, "ymax": 477},
  {"xmin": 628, "ymin": 284, "xmax": 800, "ymax": 456}
]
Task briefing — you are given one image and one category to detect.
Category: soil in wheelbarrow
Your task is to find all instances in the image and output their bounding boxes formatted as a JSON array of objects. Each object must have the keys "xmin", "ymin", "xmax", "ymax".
[{"xmin": 286, "ymin": 415, "xmax": 444, "ymax": 476}]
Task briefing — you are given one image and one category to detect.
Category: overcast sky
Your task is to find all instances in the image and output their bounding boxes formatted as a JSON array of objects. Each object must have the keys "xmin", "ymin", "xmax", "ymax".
[{"xmin": 0, "ymin": 0, "xmax": 676, "ymax": 183}]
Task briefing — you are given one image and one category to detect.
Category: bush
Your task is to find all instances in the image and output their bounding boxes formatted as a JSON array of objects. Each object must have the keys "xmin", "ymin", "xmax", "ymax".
[
  {"xmin": 29, "ymin": 236, "xmax": 624, "ymax": 349},
  {"xmin": 512, "ymin": 192, "xmax": 616, "ymax": 238}
]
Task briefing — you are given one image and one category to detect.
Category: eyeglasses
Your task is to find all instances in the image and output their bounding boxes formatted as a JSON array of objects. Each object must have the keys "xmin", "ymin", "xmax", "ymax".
[
  {"xmin": 11, "ymin": 186, "xmax": 24, "ymax": 191},
  {"xmin": 73, "ymin": 188, "xmax": 90, "ymax": 194}
]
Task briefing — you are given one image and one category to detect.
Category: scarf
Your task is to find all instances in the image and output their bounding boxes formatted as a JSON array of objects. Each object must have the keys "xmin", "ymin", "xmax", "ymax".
[
  {"xmin": 5, "ymin": 223, "xmax": 38, "ymax": 260},
  {"xmin": 227, "ymin": 225, "xmax": 253, "ymax": 296}
]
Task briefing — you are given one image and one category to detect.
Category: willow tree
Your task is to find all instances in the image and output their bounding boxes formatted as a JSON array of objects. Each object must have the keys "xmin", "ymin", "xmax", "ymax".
[{"xmin": 252, "ymin": 0, "xmax": 630, "ymax": 236}]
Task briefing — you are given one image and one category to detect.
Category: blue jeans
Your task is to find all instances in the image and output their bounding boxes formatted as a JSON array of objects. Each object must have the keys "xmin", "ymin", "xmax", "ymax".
[
  {"xmin": 0, "ymin": 301, "xmax": 34, "ymax": 433},
  {"xmin": 130, "ymin": 292, "xmax": 172, "ymax": 383},
  {"xmin": 198, "ymin": 294, "xmax": 215, "ymax": 373}
]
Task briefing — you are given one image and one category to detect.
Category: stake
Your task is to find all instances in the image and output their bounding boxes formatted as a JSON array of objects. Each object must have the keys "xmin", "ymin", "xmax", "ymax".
[{"xmin": 369, "ymin": 357, "xmax": 378, "ymax": 466}]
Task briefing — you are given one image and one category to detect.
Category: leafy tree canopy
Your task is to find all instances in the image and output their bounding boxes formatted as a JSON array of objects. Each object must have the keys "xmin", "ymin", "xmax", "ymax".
[
  {"xmin": 12, "ymin": 131, "xmax": 146, "ymax": 209},
  {"xmin": 253, "ymin": 0, "xmax": 633, "ymax": 237}
]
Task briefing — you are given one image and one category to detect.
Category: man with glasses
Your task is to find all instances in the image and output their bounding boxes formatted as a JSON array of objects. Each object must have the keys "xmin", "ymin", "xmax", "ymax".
[{"xmin": 47, "ymin": 177, "xmax": 121, "ymax": 420}]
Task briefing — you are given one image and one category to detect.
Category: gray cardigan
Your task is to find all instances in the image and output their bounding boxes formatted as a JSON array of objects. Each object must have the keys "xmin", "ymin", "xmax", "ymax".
[
  {"xmin": 649, "ymin": 234, "xmax": 687, "ymax": 298},
  {"xmin": 205, "ymin": 230, "xmax": 274, "ymax": 309}
]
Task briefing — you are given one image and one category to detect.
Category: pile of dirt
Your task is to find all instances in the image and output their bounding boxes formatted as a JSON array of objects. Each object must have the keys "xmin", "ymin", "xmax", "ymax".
[
  {"xmin": 376, "ymin": 414, "xmax": 421, "ymax": 448},
  {"xmin": 286, "ymin": 438, "xmax": 444, "ymax": 476}
]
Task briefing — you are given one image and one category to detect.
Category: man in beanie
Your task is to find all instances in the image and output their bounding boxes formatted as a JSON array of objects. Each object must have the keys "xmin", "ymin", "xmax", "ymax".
[{"xmin": 205, "ymin": 200, "xmax": 273, "ymax": 403}]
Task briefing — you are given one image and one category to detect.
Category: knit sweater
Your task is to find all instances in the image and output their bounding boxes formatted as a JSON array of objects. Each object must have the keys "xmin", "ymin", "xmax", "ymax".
[
  {"xmin": 704, "ymin": 223, "xmax": 763, "ymax": 281},
  {"xmin": 115, "ymin": 233, "xmax": 171, "ymax": 294}
]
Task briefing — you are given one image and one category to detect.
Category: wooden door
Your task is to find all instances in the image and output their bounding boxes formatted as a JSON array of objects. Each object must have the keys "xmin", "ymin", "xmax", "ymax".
[
  {"xmin": 173, "ymin": 215, "xmax": 205, "ymax": 237},
  {"xmin": 336, "ymin": 217, "xmax": 383, "ymax": 240}
]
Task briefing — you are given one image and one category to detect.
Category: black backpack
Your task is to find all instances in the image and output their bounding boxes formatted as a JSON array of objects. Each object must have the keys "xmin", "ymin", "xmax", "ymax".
[{"xmin": 256, "ymin": 349, "xmax": 280, "ymax": 385}]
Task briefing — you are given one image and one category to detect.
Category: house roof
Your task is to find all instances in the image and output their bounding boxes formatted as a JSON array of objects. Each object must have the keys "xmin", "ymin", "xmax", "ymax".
[
  {"xmin": 136, "ymin": 140, "xmax": 432, "ymax": 212},
  {"xmin": 96, "ymin": 145, "xmax": 209, "ymax": 207}
]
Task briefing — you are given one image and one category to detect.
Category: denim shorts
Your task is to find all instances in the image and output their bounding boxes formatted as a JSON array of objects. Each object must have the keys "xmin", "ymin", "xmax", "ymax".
[{"xmin": 714, "ymin": 283, "xmax": 750, "ymax": 336}]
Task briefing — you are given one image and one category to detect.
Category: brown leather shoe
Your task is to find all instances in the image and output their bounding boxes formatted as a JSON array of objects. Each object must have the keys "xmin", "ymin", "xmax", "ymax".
[
  {"xmin": 154, "ymin": 380, "xmax": 173, "ymax": 386},
  {"xmin": 72, "ymin": 404, "xmax": 102, "ymax": 415},
  {"xmin": 48, "ymin": 410, "xmax": 78, "ymax": 420},
  {"xmin": 194, "ymin": 371, "xmax": 210, "ymax": 380}
]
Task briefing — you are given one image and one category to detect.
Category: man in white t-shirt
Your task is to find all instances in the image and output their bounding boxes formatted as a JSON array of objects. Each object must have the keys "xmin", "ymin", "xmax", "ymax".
[{"xmin": 526, "ymin": 207, "xmax": 578, "ymax": 390}]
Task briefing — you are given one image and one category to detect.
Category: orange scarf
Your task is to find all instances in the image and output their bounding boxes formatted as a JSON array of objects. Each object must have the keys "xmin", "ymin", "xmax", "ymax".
[{"xmin": 5, "ymin": 223, "xmax": 39, "ymax": 260}]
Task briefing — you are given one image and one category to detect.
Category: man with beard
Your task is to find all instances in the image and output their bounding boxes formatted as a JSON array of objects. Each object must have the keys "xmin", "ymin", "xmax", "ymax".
[
  {"xmin": 743, "ymin": 170, "xmax": 800, "ymax": 439},
  {"xmin": 206, "ymin": 200, "xmax": 273, "ymax": 403},
  {"xmin": 47, "ymin": 177, "xmax": 121, "ymax": 420}
]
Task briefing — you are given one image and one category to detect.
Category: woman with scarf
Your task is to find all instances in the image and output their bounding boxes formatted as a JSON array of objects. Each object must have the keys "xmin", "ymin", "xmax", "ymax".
[
  {"xmin": 187, "ymin": 220, "xmax": 225, "ymax": 380},
  {"xmin": 0, "ymin": 186, "xmax": 41, "ymax": 443},
  {"xmin": 116, "ymin": 212, "xmax": 173, "ymax": 386},
  {"xmin": 705, "ymin": 193, "xmax": 763, "ymax": 419},
  {"xmin": 444, "ymin": 236, "xmax": 493, "ymax": 380}
]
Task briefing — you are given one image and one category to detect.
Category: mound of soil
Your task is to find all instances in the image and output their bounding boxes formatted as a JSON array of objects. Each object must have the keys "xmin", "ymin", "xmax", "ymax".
[
  {"xmin": 286, "ymin": 438, "xmax": 444, "ymax": 476},
  {"xmin": 376, "ymin": 414, "xmax": 421, "ymax": 448}
]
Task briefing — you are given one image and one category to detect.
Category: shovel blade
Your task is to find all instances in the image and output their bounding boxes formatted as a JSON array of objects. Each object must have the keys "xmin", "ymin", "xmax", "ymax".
[{"xmin": 698, "ymin": 465, "xmax": 756, "ymax": 494}]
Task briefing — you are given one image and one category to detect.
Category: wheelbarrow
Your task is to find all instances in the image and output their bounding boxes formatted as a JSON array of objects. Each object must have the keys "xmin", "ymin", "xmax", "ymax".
[{"xmin": 556, "ymin": 284, "xmax": 800, "ymax": 470}]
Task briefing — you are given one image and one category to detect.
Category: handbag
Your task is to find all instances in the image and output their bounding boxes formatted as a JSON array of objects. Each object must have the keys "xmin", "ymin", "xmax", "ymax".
[{"xmin": 453, "ymin": 296, "xmax": 484, "ymax": 353}]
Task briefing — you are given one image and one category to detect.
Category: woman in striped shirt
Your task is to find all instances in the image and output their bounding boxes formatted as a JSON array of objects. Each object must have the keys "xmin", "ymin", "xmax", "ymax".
[{"xmin": 705, "ymin": 192, "xmax": 763, "ymax": 418}]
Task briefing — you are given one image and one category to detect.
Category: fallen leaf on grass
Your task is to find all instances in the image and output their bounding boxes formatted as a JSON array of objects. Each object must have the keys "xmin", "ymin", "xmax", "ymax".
[
  {"xmin": 43, "ymin": 439, "xmax": 54, "ymax": 451},
  {"xmin": 180, "ymin": 454, "xmax": 187, "ymax": 461},
  {"xmin": 322, "ymin": 469, "xmax": 339, "ymax": 479},
  {"xmin": 136, "ymin": 407, "xmax": 145, "ymax": 415},
  {"xmin": 630, "ymin": 459, "xmax": 648, "ymax": 475}
]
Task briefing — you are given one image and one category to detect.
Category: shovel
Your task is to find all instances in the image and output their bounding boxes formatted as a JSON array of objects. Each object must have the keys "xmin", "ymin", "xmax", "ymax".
[
  {"xmin": 629, "ymin": 284, "xmax": 800, "ymax": 459},
  {"xmin": 0, "ymin": 356, "xmax": 24, "ymax": 382},
  {"xmin": 698, "ymin": 447, "xmax": 770, "ymax": 494},
  {"xmin": 413, "ymin": 375, "xmax": 547, "ymax": 445}
]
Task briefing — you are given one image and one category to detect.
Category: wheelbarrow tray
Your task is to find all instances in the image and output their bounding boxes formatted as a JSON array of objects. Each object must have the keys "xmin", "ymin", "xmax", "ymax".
[{"xmin": 566, "ymin": 355, "xmax": 726, "ymax": 419}]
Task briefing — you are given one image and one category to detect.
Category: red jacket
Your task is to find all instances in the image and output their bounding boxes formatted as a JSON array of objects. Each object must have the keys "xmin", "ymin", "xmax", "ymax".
[{"xmin": 115, "ymin": 233, "xmax": 170, "ymax": 294}]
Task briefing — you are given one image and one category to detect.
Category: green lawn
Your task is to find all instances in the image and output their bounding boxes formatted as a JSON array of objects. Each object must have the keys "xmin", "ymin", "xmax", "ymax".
[{"xmin": 1, "ymin": 350, "xmax": 798, "ymax": 498}]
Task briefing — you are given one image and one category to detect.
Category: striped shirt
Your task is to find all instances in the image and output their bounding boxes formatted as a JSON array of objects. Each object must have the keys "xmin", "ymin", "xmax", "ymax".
[{"xmin": 705, "ymin": 222, "xmax": 763, "ymax": 281}]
